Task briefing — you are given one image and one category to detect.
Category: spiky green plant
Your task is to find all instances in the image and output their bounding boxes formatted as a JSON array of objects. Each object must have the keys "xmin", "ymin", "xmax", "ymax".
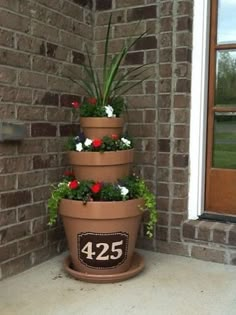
[{"xmin": 71, "ymin": 15, "xmax": 149, "ymax": 112}]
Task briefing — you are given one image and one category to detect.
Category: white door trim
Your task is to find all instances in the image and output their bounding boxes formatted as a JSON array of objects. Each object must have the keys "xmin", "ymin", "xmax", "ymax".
[{"xmin": 188, "ymin": 0, "xmax": 211, "ymax": 219}]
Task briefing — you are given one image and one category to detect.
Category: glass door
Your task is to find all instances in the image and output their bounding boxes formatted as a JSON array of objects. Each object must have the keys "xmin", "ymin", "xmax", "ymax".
[{"xmin": 206, "ymin": 0, "xmax": 236, "ymax": 214}]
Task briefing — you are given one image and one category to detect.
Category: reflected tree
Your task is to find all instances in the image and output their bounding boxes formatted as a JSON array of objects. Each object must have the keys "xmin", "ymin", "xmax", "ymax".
[{"xmin": 216, "ymin": 51, "xmax": 236, "ymax": 106}]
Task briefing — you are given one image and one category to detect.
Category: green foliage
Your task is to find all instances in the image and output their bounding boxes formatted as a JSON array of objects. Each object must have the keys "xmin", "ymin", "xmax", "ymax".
[
  {"xmin": 71, "ymin": 15, "xmax": 149, "ymax": 117},
  {"xmin": 69, "ymin": 135, "xmax": 133, "ymax": 152},
  {"xmin": 48, "ymin": 175, "xmax": 158, "ymax": 238}
]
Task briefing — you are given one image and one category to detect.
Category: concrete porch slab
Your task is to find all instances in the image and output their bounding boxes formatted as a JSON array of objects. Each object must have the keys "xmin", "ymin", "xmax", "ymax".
[{"xmin": 0, "ymin": 249, "xmax": 236, "ymax": 315}]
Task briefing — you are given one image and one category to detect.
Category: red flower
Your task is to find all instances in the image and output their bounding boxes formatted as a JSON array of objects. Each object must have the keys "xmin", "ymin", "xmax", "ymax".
[
  {"xmin": 92, "ymin": 138, "xmax": 103, "ymax": 148},
  {"xmin": 87, "ymin": 97, "xmax": 97, "ymax": 105},
  {"xmin": 72, "ymin": 101, "xmax": 80, "ymax": 108},
  {"xmin": 91, "ymin": 182, "xmax": 102, "ymax": 194},
  {"xmin": 111, "ymin": 134, "xmax": 118, "ymax": 140},
  {"xmin": 69, "ymin": 180, "xmax": 79, "ymax": 190},
  {"xmin": 64, "ymin": 170, "xmax": 74, "ymax": 177}
]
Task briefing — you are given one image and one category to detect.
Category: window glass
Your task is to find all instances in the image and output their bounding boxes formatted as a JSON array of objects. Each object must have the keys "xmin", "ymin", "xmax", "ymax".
[
  {"xmin": 213, "ymin": 113, "xmax": 236, "ymax": 169},
  {"xmin": 215, "ymin": 50, "xmax": 236, "ymax": 107},
  {"xmin": 217, "ymin": 0, "xmax": 236, "ymax": 44}
]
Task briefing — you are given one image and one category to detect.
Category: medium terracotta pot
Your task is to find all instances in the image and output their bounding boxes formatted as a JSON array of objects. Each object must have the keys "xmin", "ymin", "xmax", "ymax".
[
  {"xmin": 59, "ymin": 198, "xmax": 144, "ymax": 275},
  {"xmin": 68, "ymin": 149, "xmax": 134, "ymax": 182},
  {"xmin": 80, "ymin": 117, "xmax": 124, "ymax": 139}
]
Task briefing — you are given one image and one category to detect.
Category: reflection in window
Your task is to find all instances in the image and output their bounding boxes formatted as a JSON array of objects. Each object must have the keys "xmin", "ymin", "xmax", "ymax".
[
  {"xmin": 218, "ymin": 0, "xmax": 236, "ymax": 44},
  {"xmin": 213, "ymin": 113, "xmax": 236, "ymax": 169},
  {"xmin": 215, "ymin": 51, "xmax": 236, "ymax": 107}
]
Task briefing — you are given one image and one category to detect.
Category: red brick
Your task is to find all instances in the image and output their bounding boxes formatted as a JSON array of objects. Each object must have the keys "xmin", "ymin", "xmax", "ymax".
[
  {"xmin": 160, "ymin": 33, "xmax": 172, "ymax": 48},
  {"xmin": 229, "ymin": 226, "xmax": 236, "ymax": 246},
  {"xmin": 0, "ymin": 29, "xmax": 14, "ymax": 48},
  {"xmin": 33, "ymin": 154, "xmax": 58, "ymax": 169},
  {"xmin": 160, "ymin": 48, "xmax": 172, "ymax": 62},
  {"xmin": 16, "ymin": 34, "xmax": 45, "ymax": 55},
  {"xmin": 33, "ymin": 91, "xmax": 59, "ymax": 106},
  {"xmin": 73, "ymin": 0, "xmax": 92, "ymax": 9},
  {"xmin": 160, "ymin": 17, "xmax": 173, "ymax": 32},
  {"xmin": 17, "ymin": 106, "xmax": 46, "ymax": 121},
  {"xmin": 177, "ymin": 17, "xmax": 192, "ymax": 32},
  {"xmin": 0, "ymin": 175, "xmax": 16, "ymax": 191},
  {"xmin": 19, "ymin": 71, "xmax": 47, "ymax": 89},
  {"xmin": 196, "ymin": 221, "xmax": 215, "ymax": 241},
  {"xmin": 156, "ymin": 240, "xmax": 189, "ymax": 257},
  {"xmin": 0, "ymin": 243, "xmax": 18, "ymax": 263},
  {"xmin": 177, "ymin": 1, "xmax": 193, "ymax": 16},
  {"xmin": 0, "ymin": 210, "xmax": 17, "ymax": 227},
  {"xmin": 0, "ymin": 49, "xmax": 30, "ymax": 69},
  {"xmin": 32, "ymin": 186, "xmax": 51, "ymax": 202},
  {"xmin": 173, "ymin": 154, "xmax": 189, "ymax": 167},
  {"xmin": 127, "ymin": 5, "xmax": 156, "ymax": 21},
  {"xmin": 1, "ymin": 190, "xmax": 31, "ymax": 209},
  {"xmin": 191, "ymin": 246, "xmax": 225, "ymax": 264},
  {"xmin": 18, "ymin": 203, "xmax": 46, "ymax": 222},
  {"xmin": 160, "ymin": 2, "xmax": 173, "ymax": 16},
  {"xmin": 183, "ymin": 220, "xmax": 200, "ymax": 239},
  {"xmin": 32, "ymin": 56, "xmax": 61, "ymax": 75},
  {"xmin": 1, "ymin": 253, "xmax": 32, "ymax": 279},
  {"xmin": 31, "ymin": 123, "xmax": 57, "ymax": 137},
  {"xmin": 0, "ymin": 156, "xmax": 32, "ymax": 174},
  {"xmin": 96, "ymin": 0, "xmax": 112, "ymax": 10},
  {"xmin": 60, "ymin": 124, "xmax": 80, "ymax": 136},
  {"xmin": 31, "ymin": 21, "xmax": 59, "ymax": 42},
  {"xmin": 124, "ymin": 52, "xmax": 144, "ymax": 65},
  {"xmin": 0, "ymin": 222, "xmax": 31, "ymax": 245},
  {"xmin": 0, "ymin": 86, "xmax": 32, "ymax": 103},
  {"xmin": 61, "ymin": 1, "xmax": 83, "ymax": 19},
  {"xmin": 134, "ymin": 36, "xmax": 157, "ymax": 50},
  {"xmin": 0, "ymin": 66, "xmax": 16, "ymax": 84},
  {"xmin": 18, "ymin": 234, "xmax": 46, "ymax": 255},
  {"xmin": 0, "ymin": 10, "xmax": 30, "ymax": 32}
]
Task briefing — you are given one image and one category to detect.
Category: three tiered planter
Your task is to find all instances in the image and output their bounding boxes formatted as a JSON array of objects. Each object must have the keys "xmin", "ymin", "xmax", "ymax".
[{"xmin": 62, "ymin": 118, "xmax": 145, "ymax": 283}]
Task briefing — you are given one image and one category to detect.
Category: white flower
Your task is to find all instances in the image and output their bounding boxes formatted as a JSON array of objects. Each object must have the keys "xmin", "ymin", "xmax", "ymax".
[
  {"xmin": 84, "ymin": 138, "xmax": 92, "ymax": 146},
  {"xmin": 118, "ymin": 185, "xmax": 129, "ymax": 196},
  {"xmin": 105, "ymin": 105, "xmax": 114, "ymax": 117},
  {"xmin": 76, "ymin": 143, "xmax": 83, "ymax": 152},
  {"xmin": 58, "ymin": 182, "xmax": 65, "ymax": 187},
  {"xmin": 121, "ymin": 137, "xmax": 131, "ymax": 147}
]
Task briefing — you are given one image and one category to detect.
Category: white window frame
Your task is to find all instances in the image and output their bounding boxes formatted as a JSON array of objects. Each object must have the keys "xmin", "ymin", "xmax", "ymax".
[{"xmin": 188, "ymin": 0, "xmax": 211, "ymax": 219}]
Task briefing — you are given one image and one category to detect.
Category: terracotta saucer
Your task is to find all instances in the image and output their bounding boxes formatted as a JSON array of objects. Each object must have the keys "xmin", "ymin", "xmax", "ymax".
[{"xmin": 63, "ymin": 252, "xmax": 144, "ymax": 283}]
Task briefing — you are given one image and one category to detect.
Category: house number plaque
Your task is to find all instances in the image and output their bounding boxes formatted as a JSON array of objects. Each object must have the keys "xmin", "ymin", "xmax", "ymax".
[{"xmin": 77, "ymin": 232, "xmax": 129, "ymax": 269}]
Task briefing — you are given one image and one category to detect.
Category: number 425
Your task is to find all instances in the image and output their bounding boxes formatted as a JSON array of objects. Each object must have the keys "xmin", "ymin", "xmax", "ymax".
[{"xmin": 81, "ymin": 241, "xmax": 124, "ymax": 261}]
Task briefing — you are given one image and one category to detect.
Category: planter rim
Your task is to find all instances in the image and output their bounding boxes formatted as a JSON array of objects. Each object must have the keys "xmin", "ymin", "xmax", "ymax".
[
  {"xmin": 80, "ymin": 117, "xmax": 124, "ymax": 128},
  {"xmin": 59, "ymin": 198, "xmax": 144, "ymax": 220},
  {"xmin": 68, "ymin": 149, "xmax": 134, "ymax": 165}
]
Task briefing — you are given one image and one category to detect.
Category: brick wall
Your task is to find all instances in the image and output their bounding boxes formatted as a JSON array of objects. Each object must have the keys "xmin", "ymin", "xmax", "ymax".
[
  {"xmin": 0, "ymin": 0, "xmax": 93, "ymax": 279},
  {"xmin": 93, "ymin": 0, "xmax": 235, "ymax": 265},
  {"xmin": 1, "ymin": 0, "xmax": 235, "ymax": 280},
  {"xmin": 93, "ymin": 0, "xmax": 192, "ymax": 250}
]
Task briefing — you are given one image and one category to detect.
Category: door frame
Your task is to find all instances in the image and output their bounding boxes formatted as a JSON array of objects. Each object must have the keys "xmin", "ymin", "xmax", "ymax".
[{"xmin": 188, "ymin": 0, "xmax": 211, "ymax": 219}]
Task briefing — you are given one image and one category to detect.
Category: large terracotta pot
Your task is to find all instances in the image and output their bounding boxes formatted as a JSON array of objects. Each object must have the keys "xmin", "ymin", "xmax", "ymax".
[
  {"xmin": 80, "ymin": 117, "xmax": 124, "ymax": 139},
  {"xmin": 59, "ymin": 198, "xmax": 144, "ymax": 275},
  {"xmin": 68, "ymin": 149, "xmax": 134, "ymax": 182}
]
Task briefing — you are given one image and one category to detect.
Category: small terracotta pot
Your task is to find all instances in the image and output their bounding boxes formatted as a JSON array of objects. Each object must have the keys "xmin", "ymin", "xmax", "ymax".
[
  {"xmin": 59, "ymin": 198, "xmax": 144, "ymax": 275},
  {"xmin": 80, "ymin": 117, "xmax": 124, "ymax": 139},
  {"xmin": 68, "ymin": 149, "xmax": 134, "ymax": 182}
]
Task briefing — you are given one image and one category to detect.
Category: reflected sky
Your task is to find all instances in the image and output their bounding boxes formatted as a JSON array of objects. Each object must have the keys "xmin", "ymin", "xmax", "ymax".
[{"xmin": 218, "ymin": 0, "xmax": 236, "ymax": 44}]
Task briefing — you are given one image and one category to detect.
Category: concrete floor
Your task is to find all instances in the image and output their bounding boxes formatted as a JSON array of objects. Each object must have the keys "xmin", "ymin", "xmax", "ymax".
[{"xmin": 1, "ymin": 249, "xmax": 236, "ymax": 315}]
